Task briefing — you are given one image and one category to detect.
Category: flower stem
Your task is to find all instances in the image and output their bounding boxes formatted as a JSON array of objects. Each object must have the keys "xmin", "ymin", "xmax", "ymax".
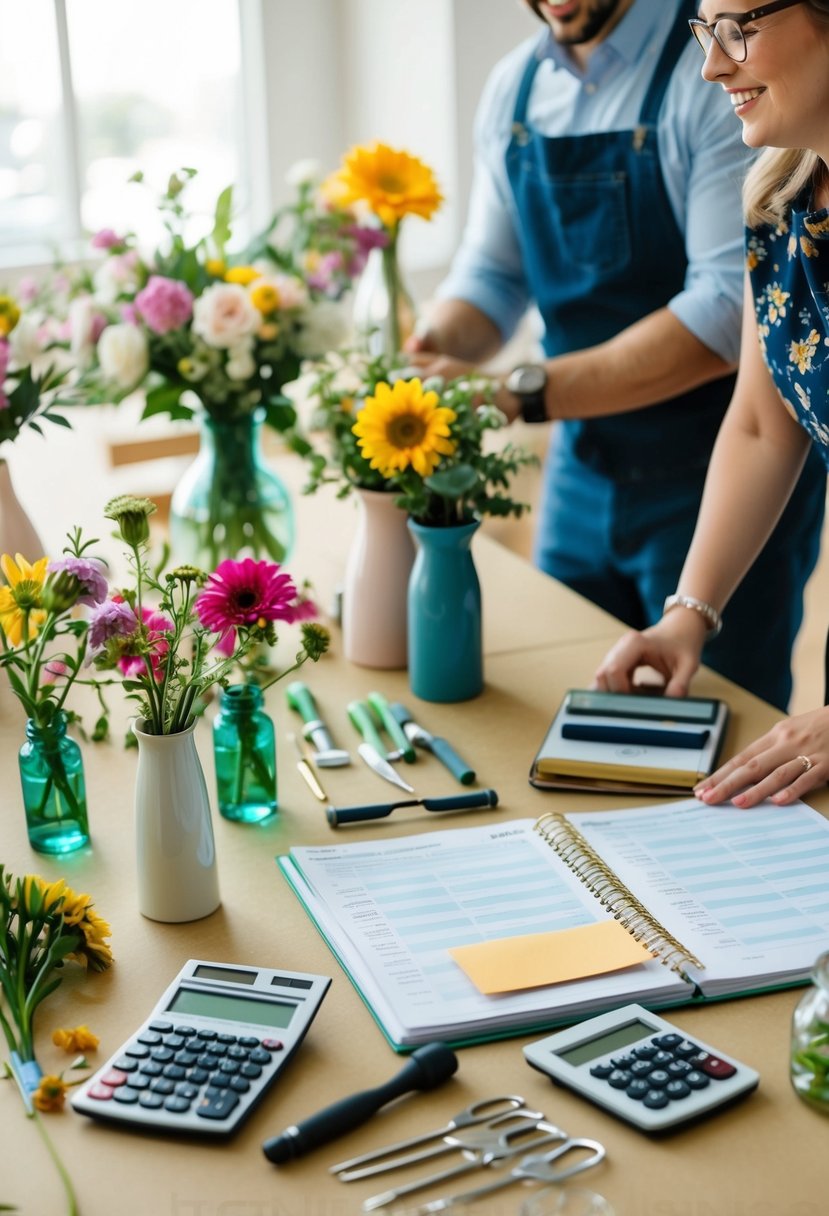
[{"xmin": 30, "ymin": 1108, "xmax": 79, "ymax": 1216}]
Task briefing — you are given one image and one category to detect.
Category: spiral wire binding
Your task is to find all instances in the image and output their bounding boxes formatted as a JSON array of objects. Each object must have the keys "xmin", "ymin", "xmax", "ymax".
[{"xmin": 534, "ymin": 813, "xmax": 704, "ymax": 979}]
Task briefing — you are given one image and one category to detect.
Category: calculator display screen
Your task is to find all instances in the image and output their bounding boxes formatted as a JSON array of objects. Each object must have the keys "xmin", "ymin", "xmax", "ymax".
[
  {"xmin": 168, "ymin": 988, "xmax": 298, "ymax": 1029},
  {"xmin": 556, "ymin": 1019, "xmax": 653, "ymax": 1066},
  {"xmin": 567, "ymin": 691, "xmax": 717, "ymax": 724},
  {"xmin": 193, "ymin": 964, "xmax": 257, "ymax": 985}
]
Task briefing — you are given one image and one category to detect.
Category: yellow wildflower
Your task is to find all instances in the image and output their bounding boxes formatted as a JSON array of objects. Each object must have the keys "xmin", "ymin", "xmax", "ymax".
[
  {"xmin": 353, "ymin": 378, "xmax": 456, "ymax": 478},
  {"xmin": 330, "ymin": 142, "xmax": 443, "ymax": 229},
  {"xmin": 800, "ymin": 235, "xmax": 819, "ymax": 259},
  {"xmin": 67, "ymin": 904, "xmax": 114, "ymax": 972},
  {"xmin": 0, "ymin": 294, "xmax": 20, "ymax": 336},
  {"xmin": 250, "ymin": 282, "xmax": 280, "ymax": 314},
  {"xmin": 33, "ymin": 1074, "xmax": 68, "ymax": 1113},
  {"xmin": 52, "ymin": 1025, "xmax": 100, "ymax": 1053},
  {"xmin": 205, "ymin": 257, "xmax": 226, "ymax": 277},
  {"xmin": 257, "ymin": 321, "xmax": 280, "ymax": 342},
  {"xmin": 0, "ymin": 553, "xmax": 49, "ymax": 646},
  {"xmin": 225, "ymin": 265, "xmax": 259, "ymax": 286}
]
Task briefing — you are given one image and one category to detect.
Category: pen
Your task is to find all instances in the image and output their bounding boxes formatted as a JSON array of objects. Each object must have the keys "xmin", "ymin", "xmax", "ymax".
[{"xmin": 561, "ymin": 724, "xmax": 710, "ymax": 749}]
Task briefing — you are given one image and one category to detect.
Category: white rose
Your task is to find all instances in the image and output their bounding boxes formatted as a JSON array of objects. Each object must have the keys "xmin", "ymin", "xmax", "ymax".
[
  {"xmin": 225, "ymin": 340, "xmax": 256, "ymax": 381},
  {"xmin": 7, "ymin": 314, "xmax": 43, "ymax": 367},
  {"xmin": 69, "ymin": 296, "xmax": 99, "ymax": 365},
  {"xmin": 92, "ymin": 253, "xmax": 141, "ymax": 305},
  {"xmin": 192, "ymin": 282, "xmax": 259, "ymax": 350},
  {"xmin": 294, "ymin": 298, "xmax": 350, "ymax": 358},
  {"xmin": 285, "ymin": 158, "xmax": 322, "ymax": 188},
  {"xmin": 97, "ymin": 323, "xmax": 149, "ymax": 389}
]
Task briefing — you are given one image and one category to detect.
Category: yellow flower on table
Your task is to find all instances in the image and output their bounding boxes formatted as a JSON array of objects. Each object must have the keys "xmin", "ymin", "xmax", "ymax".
[
  {"xmin": 0, "ymin": 553, "xmax": 48, "ymax": 645},
  {"xmin": 329, "ymin": 142, "xmax": 443, "ymax": 229},
  {"xmin": 352, "ymin": 378, "xmax": 456, "ymax": 478},
  {"xmin": 51, "ymin": 1025, "xmax": 100, "ymax": 1053},
  {"xmin": 32, "ymin": 1074, "xmax": 68, "ymax": 1113}
]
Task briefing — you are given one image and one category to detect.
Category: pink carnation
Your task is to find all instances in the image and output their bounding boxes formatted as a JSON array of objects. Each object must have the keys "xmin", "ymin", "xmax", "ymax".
[
  {"xmin": 135, "ymin": 275, "xmax": 194, "ymax": 335},
  {"xmin": 91, "ymin": 228, "xmax": 123, "ymax": 250},
  {"xmin": 195, "ymin": 559, "xmax": 302, "ymax": 634},
  {"xmin": 0, "ymin": 340, "xmax": 9, "ymax": 383},
  {"xmin": 118, "ymin": 606, "xmax": 174, "ymax": 680}
]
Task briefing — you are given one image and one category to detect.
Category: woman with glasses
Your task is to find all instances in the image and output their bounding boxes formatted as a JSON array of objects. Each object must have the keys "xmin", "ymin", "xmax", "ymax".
[{"xmin": 594, "ymin": 0, "xmax": 829, "ymax": 807}]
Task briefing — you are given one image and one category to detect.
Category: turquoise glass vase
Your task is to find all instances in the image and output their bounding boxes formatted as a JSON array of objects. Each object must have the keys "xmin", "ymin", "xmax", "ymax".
[
  {"xmin": 407, "ymin": 518, "xmax": 483, "ymax": 703},
  {"xmin": 212, "ymin": 684, "xmax": 277, "ymax": 824},
  {"xmin": 169, "ymin": 410, "xmax": 295, "ymax": 570},
  {"xmin": 18, "ymin": 712, "xmax": 90, "ymax": 854}
]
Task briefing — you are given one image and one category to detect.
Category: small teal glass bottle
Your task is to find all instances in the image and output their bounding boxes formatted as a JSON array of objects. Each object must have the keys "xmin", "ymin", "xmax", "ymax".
[
  {"xmin": 19, "ymin": 712, "xmax": 90, "ymax": 854},
  {"xmin": 212, "ymin": 684, "xmax": 277, "ymax": 823}
]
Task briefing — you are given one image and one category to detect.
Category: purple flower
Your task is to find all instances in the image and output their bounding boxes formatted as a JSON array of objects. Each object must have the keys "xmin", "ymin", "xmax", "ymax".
[
  {"xmin": 91, "ymin": 228, "xmax": 123, "ymax": 250},
  {"xmin": 0, "ymin": 339, "xmax": 9, "ymax": 383},
  {"xmin": 85, "ymin": 598, "xmax": 139, "ymax": 662},
  {"xmin": 135, "ymin": 275, "xmax": 194, "ymax": 335},
  {"xmin": 48, "ymin": 556, "xmax": 109, "ymax": 606},
  {"xmin": 307, "ymin": 250, "xmax": 345, "ymax": 294},
  {"xmin": 345, "ymin": 224, "xmax": 389, "ymax": 277}
]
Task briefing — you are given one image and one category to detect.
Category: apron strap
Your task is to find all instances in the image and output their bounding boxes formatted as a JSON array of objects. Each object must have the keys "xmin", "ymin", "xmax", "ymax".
[{"xmin": 639, "ymin": 0, "xmax": 697, "ymax": 127}]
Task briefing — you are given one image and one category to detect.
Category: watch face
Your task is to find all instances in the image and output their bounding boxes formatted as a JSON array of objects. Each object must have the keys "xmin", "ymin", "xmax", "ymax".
[{"xmin": 511, "ymin": 364, "xmax": 546, "ymax": 395}]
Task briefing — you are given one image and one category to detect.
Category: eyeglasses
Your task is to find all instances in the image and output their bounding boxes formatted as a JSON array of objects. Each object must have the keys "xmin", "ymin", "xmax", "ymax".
[{"xmin": 689, "ymin": 0, "xmax": 805, "ymax": 62}]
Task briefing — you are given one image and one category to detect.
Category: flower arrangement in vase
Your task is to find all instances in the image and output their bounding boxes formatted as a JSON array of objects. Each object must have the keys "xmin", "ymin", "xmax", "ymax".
[
  {"xmin": 325, "ymin": 143, "xmax": 443, "ymax": 355},
  {"xmin": 62, "ymin": 166, "xmax": 380, "ymax": 568}
]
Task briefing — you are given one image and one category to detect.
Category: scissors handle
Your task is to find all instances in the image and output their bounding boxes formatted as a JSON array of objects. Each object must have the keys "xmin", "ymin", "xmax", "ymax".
[{"xmin": 329, "ymin": 1094, "xmax": 526, "ymax": 1176}]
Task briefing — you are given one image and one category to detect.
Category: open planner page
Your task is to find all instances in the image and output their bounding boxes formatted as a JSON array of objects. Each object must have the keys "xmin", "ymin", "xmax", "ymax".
[{"xmin": 569, "ymin": 799, "xmax": 829, "ymax": 996}]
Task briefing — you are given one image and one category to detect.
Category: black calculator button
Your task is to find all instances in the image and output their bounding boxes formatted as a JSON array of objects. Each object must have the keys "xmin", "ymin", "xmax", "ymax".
[
  {"xmin": 150, "ymin": 1078, "xmax": 176, "ymax": 1095},
  {"xmin": 666, "ymin": 1080, "xmax": 691, "ymax": 1100},
  {"xmin": 625, "ymin": 1080, "xmax": 650, "ymax": 1100},
  {"xmin": 125, "ymin": 1043, "xmax": 150, "ymax": 1059},
  {"xmin": 647, "ymin": 1070, "xmax": 670, "ymax": 1088},
  {"xmin": 643, "ymin": 1089, "xmax": 670, "ymax": 1110},
  {"xmin": 227, "ymin": 1046, "xmax": 248, "ymax": 1060},
  {"xmin": 112, "ymin": 1086, "xmax": 140, "ymax": 1104},
  {"xmin": 685, "ymin": 1070, "xmax": 710, "ymax": 1090},
  {"xmin": 698, "ymin": 1056, "xmax": 737, "ymax": 1080},
  {"xmin": 674, "ymin": 1040, "xmax": 701, "ymax": 1059},
  {"xmin": 196, "ymin": 1054, "xmax": 216, "ymax": 1069},
  {"xmin": 217, "ymin": 1034, "xmax": 237, "ymax": 1045},
  {"xmin": 652, "ymin": 1033, "xmax": 683, "ymax": 1049},
  {"xmin": 164, "ymin": 1096, "xmax": 192, "ymax": 1114},
  {"xmin": 218, "ymin": 1059, "xmax": 240, "ymax": 1075},
  {"xmin": 249, "ymin": 1048, "xmax": 273, "ymax": 1065},
  {"xmin": 176, "ymin": 1026, "xmax": 197, "ymax": 1037},
  {"xmin": 589, "ymin": 1063, "xmax": 614, "ymax": 1079},
  {"xmin": 203, "ymin": 1086, "xmax": 224, "ymax": 1099},
  {"xmin": 229, "ymin": 1076, "xmax": 250, "ymax": 1093},
  {"xmin": 141, "ymin": 1060, "xmax": 164, "ymax": 1077},
  {"xmin": 112, "ymin": 1056, "xmax": 139, "ymax": 1072},
  {"xmin": 128, "ymin": 1074, "xmax": 152, "ymax": 1091},
  {"xmin": 608, "ymin": 1069, "xmax": 632, "ymax": 1089},
  {"xmin": 197, "ymin": 1091, "xmax": 240, "ymax": 1120},
  {"xmin": 163, "ymin": 1064, "xmax": 187, "ymax": 1081},
  {"xmin": 150, "ymin": 1046, "xmax": 175, "ymax": 1063},
  {"xmin": 185, "ymin": 1038, "xmax": 203, "ymax": 1053},
  {"xmin": 139, "ymin": 1091, "xmax": 165, "ymax": 1109},
  {"xmin": 209, "ymin": 1074, "xmax": 231, "ymax": 1090},
  {"xmin": 238, "ymin": 1036, "xmax": 260, "ymax": 1048},
  {"xmin": 630, "ymin": 1061, "xmax": 653, "ymax": 1078},
  {"xmin": 137, "ymin": 1031, "xmax": 163, "ymax": 1046},
  {"xmin": 149, "ymin": 1021, "xmax": 173, "ymax": 1034},
  {"xmin": 206, "ymin": 1043, "xmax": 227, "ymax": 1057},
  {"xmin": 175, "ymin": 1051, "xmax": 198, "ymax": 1067},
  {"xmin": 166, "ymin": 1035, "xmax": 186, "ymax": 1051},
  {"xmin": 188, "ymin": 1067, "xmax": 210, "ymax": 1085},
  {"xmin": 197, "ymin": 1029, "xmax": 217, "ymax": 1041},
  {"xmin": 667, "ymin": 1060, "xmax": 692, "ymax": 1078},
  {"xmin": 651, "ymin": 1051, "xmax": 673, "ymax": 1067},
  {"xmin": 176, "ymin": 1083, "xmax": 200, "ymax": 1100},
  {"xmin": 240, "ymin": 1063, "xmax": 262, "ymax": 1080},
  {"xmin": 609, "ymin": 1054, "xmax": 636, "ymax": 1070},
  {"xmin": 633, "ymin": 1044, "xmax": 658, "ymax": 1060}
]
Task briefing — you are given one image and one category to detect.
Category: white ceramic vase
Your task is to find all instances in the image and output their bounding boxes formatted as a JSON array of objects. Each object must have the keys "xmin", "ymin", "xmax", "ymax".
[
  {"xmin": 133, "ymin": 718, "xmax": 221, "ymax": 923},
  {"xmin": 342, "ymin": 487, "xmax": 414, "ymax": 669},
  {"xmin": 0, "ymin": 458, "xmax": 44, "ymax": 561}
]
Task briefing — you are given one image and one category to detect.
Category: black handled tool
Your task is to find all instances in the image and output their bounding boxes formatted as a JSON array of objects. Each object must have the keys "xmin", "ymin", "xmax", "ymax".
[
  {"xmin": 262, "ymin": 1042, "xmax": 459, "ymax": 1164},
  {"xmin": 326, "ymin": 788, "xmax": 499, "ymax": 827},
  {"xmin": 388, "ymin": 703, "xmax": 476, "ymax": 785}
]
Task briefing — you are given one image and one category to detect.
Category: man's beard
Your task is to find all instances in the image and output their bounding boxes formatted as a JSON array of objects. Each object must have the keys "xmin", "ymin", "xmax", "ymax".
[{"xmin": 528, "ymin": 0, "xmax": 626, "ymax": 45}]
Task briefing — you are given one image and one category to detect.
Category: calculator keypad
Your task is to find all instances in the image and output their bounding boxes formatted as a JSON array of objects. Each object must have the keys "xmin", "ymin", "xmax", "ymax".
[
  {"xmin": 589, "ymin": 1034, "xmax": 736, "ymax": 1109},
  {"xmin": 87, "ymin": 1024, "xmax": 283, "ymax": 1121}
]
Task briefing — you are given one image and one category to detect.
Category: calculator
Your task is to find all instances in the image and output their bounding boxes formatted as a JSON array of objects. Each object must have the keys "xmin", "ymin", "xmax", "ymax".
[
  {"xmin": 523, "ymin": 1004, "xmax": 759, "ymax": 1132},
  {"xmin": 71, "ymin": 959, "xmax": 331, "ymax": 1137}
]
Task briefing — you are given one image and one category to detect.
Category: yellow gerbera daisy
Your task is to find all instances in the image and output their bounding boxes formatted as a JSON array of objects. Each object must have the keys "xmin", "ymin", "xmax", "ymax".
[
  {"xmin": 332, "ymin": 143, "xmax": 443, "ymax": 229},
  {"xmin": 225, "ymin": 265, "xmax": 259, "ymax": 286},
  {"xmin": 0, "ymin": 552, "xmax": 49, "ymax": 645},
  {"xmin": 352, "ymin": 379, "xmax": 456, "ymax": 478}
]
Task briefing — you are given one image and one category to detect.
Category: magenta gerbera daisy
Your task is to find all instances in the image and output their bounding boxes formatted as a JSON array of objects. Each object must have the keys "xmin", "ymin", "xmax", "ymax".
[{"xmin": 194, "ymin": 558, "xmax": 301, "ymax": 634}]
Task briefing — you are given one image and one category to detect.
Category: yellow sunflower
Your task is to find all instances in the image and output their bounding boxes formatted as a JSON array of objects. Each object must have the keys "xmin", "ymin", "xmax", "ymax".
[
  {"xmin": 331, "ymin": 143, "xmax": 443, "ymax": 229},
  {"xmin": 352, "ymin": 379, "xmax": 456, "ymax": 478},
  {"xmin": 0, "ymin": 553, "xmax": 49, "ymax": 645}
]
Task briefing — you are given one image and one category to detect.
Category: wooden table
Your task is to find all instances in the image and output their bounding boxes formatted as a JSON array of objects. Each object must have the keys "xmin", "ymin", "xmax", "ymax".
[{"xmin": 1, "ymin": 409, "xmax": 826, "ymax": 1216}]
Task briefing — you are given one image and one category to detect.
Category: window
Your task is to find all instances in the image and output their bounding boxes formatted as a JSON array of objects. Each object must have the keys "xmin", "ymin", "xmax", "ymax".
[{"xmin": 0, "ymin": 0, "xmax": 249, "ymax": 265}]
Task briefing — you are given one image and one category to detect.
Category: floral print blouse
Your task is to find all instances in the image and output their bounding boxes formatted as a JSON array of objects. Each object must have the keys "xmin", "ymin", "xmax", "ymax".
[{"xmin": 747, "ymin": 192, "xmax": 829, "ymax": 466}]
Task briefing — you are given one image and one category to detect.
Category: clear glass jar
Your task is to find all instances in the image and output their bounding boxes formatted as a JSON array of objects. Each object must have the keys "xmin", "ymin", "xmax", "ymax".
[
  {"xmin": 19, "ymin": 712, "xmax": 90, "ymax": 854},
  {"xmin": 212, "ymin": 684, "xmax": 277, "ymax": 824},
  {"xmin": 352, "ymin": 238, "xmax": 416, "ymax": 357},
  {"xmin": 791, "ymin": 949, "xmax": 829, "ymax": 1112}
]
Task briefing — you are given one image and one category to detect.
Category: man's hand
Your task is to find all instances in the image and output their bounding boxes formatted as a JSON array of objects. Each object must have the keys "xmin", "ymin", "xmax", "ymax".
[
  {"xmin": 404, "ymin": 338, "xmax": 520, "ymax": 421},
  {"xmin": 593, "ymin": 611, "xmax": 708, "ymax": 699}
]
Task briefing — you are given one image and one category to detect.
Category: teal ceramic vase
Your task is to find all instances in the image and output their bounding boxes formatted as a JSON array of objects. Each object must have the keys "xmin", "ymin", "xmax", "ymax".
[
  {"xmin": 169, "ymin": 409, "xmax": 294, "ymax": 570},
  {"xmin": 212, "ymin": 684, "xmax": 277, "ymax": 824},
  {"xmin": 407, "ymin": 517, "xmax": 483, "ymax": 703},
  {"xmin": 18, "ymin": 712, "xmax": 90, "ymax": 855}
]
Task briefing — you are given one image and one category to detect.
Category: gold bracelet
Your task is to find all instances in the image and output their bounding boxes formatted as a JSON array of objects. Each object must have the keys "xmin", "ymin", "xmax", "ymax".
[{"xmin": 662, "ymin": 593, "xmax": 722, "ymax": 639}]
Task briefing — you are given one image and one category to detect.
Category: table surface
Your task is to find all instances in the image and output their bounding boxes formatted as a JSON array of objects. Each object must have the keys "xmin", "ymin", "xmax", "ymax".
[{"xmin": 1, "ymin": 409, "xmax": 827, "ymax": 1216}]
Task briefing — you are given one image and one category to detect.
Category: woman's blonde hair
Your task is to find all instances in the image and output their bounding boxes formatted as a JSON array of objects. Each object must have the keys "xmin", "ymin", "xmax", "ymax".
[{"xmin": 742, "ymin": 0, "xmax": 829, "ymax": 228}]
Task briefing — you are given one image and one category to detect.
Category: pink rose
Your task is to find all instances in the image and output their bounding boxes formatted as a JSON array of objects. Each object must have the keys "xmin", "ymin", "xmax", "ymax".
[{"xmin": 135, "ymin": 275, "xmax": 194, "ymax": 335}]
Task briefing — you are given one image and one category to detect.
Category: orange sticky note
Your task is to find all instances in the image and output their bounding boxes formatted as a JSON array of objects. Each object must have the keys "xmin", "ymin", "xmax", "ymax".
[{"xmin": 448, "ymin": 920, "xmax": 655, "ymax": 995}]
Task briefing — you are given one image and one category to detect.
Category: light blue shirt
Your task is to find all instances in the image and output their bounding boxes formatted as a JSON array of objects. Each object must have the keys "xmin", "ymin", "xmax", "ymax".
[{"xmin": 438, "ymin": 0, "xmax": 751, "ymax": 363}]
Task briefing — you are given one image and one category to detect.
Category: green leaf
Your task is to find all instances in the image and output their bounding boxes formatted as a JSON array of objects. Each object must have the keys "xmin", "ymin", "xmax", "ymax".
[
  {"xmin": 142, "ymin": 383, "xmax": 193, "ymax": 422},
  {"xmin": 261, "ymin": 399, "xmax": 297, "ymax": 433},
  {"xmin": 211, "ymin": 185, "xmax": 234, "ymax": 257},
  {"xmin": 425, "ymin": 464, "xmax": 479, "ymax": 498}
]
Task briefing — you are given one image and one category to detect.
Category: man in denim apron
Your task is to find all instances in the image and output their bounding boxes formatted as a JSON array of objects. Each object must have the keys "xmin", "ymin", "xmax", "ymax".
[{"xmin": 408, "ymin": 0, "xmax": 825, "ymax": 710}]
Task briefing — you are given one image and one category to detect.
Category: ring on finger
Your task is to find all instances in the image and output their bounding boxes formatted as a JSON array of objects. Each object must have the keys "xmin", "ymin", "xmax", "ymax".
[{"xmin": 795, "ymin": 754, "xmax": 813, "ymax": 773}]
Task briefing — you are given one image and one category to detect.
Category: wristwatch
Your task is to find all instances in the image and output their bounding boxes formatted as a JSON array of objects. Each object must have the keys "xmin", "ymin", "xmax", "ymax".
[{"xmin": 505, "ymin": 363, "xmax": 548, "ymax": 424}]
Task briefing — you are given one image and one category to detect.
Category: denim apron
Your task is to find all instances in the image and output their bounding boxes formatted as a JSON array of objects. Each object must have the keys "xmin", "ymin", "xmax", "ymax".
[{"xmin": 503, "ymin": 7, "xmax": 825, "ymax": 710}]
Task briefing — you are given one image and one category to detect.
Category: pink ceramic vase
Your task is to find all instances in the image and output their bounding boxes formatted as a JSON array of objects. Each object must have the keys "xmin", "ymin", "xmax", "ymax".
[{"xmin": 342, "ymin": 487, "xmax": 414, "ymax": 668}]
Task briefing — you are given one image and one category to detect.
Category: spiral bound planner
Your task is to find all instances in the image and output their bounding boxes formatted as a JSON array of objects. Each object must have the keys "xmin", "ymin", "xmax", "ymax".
[{"xmin": 278, "ymin": 798, "xmax": 829, "ymax": 1049}]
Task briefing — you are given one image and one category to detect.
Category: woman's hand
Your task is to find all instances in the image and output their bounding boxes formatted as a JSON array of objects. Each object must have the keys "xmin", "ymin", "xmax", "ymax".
[
  {"xmin": 694, "ymin": 706, "xmax": 829, "ymax": 807},
  {"xmin": 593, "ymin": 611, "xmax": 708, "ymax": 698}
]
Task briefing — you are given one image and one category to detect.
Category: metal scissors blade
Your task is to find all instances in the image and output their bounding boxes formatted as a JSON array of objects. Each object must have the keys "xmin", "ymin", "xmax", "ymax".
[
  {"xmin": 336, "ymin": 1107, "xmax": 543, "ymax": 1182},
  {"xmin": 361, "ymin": 1118, "xmax": 568, "ymax": 1212},
  {"xmin": 329, "ymin": 1094, "xmax": 527, "ymax": 1176},
  {"xmin": 415, "ymin": 1138, "xmax": 607, "ymax": 1212}
]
